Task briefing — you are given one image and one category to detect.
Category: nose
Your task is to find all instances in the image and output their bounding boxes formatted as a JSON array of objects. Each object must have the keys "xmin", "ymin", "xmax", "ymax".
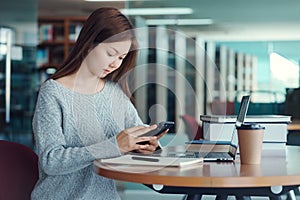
[{"xmin": 109, "ymin": 59, "xmax": 121, "ymax": 69}]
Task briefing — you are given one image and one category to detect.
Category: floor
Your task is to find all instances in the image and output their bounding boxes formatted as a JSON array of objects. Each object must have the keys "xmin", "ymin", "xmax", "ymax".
[
  {"xmin": 119, "ymin": 189, "xmax": 300, "ymax": 200},
  {"xmin": 119, "ymin": 190, "xmax": 300, "ymax": 200},
  {"xmin": 117, "ymin": 182, "xmax": 300, "ymax": 200}
]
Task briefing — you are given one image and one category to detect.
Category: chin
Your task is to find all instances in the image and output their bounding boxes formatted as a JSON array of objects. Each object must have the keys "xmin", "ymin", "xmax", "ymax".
[{"xmin": 99, "ymin": 74, "xmax": 107, "ymax": 78}]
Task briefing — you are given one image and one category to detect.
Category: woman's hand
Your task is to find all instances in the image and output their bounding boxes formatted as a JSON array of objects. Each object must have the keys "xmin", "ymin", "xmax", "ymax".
[{"xmin": 117, "ymin": 125, "xmax": 164, "ymax": 154}]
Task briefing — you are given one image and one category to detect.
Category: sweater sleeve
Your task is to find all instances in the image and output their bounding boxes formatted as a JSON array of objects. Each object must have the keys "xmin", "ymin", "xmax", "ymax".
[
  {"xmin": 32, "ymin": 83, "xmax": 120, "ymax": 176},
  {"xmin": 125, "ymin": 99, "xmax": 144, "ymax": 128}
]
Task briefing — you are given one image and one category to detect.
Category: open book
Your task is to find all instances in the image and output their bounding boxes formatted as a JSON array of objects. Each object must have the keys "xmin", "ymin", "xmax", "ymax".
[{"xmin": 101, "ymin": 154, "xmax": 203, "ymax": 167}]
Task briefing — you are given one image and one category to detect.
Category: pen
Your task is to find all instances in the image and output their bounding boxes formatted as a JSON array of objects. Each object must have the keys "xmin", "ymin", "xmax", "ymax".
[{"xmin": 131, "ymin": 156, "xmax": 159, "ymax": 162}]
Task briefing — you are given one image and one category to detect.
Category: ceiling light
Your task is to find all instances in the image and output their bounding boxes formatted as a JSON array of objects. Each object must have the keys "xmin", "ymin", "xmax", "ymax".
[
  {"xmin": 146, "ymin": 19, "xmax": 213, "ymax": 26},
  {"xmin": 120, "ymin": 8, "xmax": 193, "ymax": 16}
]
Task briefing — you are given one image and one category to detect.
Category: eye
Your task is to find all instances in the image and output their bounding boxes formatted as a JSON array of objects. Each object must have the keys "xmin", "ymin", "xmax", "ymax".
[
  {"xmin": 119, "ymin": 54, "xmax": 127, "ymax": 60},
  {"xmin": 107, "ymin": 51, "xmax": 115, "ymax": 57}
]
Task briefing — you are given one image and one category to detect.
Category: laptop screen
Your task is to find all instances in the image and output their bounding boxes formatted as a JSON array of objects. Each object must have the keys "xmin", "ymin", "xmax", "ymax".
[
  {"xmin": 229, "ymin": 95, "xmax": 250, "ymax": 151},
  {"xmin": 235, "ymin": 95, "xmax": 250, "ymax": 127}
]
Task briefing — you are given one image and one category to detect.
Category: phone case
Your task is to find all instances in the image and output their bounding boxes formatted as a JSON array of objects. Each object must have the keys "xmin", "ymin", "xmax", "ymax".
[{"xmin": 137, "ymin": 121, "xmax": 174, "ymax": 144}]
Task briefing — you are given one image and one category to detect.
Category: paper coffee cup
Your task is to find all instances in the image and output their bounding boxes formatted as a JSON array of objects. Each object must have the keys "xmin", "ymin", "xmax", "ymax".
[
  {"xmin": 240, "ymin": 164, "xmax": 261, "ymax": 176},
  {"xmin": 236, "ymin": 123, "xmax": 265, "ymax": 164}
]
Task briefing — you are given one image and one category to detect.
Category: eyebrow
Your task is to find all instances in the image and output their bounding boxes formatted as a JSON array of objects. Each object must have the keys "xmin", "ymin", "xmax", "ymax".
[
  {"xmin": 110, "ymin": 47, "xmax": 119, "ymax": 54},
  {"xmin": 110, "ymin": 47, "xmax": 128, "ymax": 57}
]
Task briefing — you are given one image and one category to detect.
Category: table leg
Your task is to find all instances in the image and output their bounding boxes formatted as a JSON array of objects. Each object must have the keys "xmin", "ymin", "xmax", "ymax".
[
  {"xmin": 286, "ymin": 190, "xmax": 296, "ymax": 200},
  {"xmin": 215, "ymin": 195, "xmax": 228, "ymax": 200},
  {"xmin": 269, "ymin": 196, "xmax": 282, "ymax": 200},
  {"xmin": 294, "ymin": 187, "xmax": 300, "ymax": 195},
  {"xmin": 236, "ymin": 195, "xmax": 251, "ymax": 200},
  {"xmin": 185, "ymin": 194, "xmax": 202, "ymax": 200}
]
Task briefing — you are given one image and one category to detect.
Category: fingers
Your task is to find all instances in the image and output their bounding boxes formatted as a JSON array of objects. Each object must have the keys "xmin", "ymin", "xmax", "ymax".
[
  {"xmin": 135, "ymin": 136, "xmax": 157, "ymax": 144},
  {"xmin": 124, "ymin": 125, "xmax": 149, "ymax": 133},
  {"xmin": 134, "ymin": 136, "xmax": 159, "ymax": 153},
  {"xmin": 125, "ymin": 124, "xmax": 157, "ymax": 137},
  {"xmin": 117, "ymin": 124, "xmax": 161, "ymax": 154},
  {"xmin": 135, "ymin": 143, "xmax": 157, "ymax": 154},
  {"xmin": 157, "ymin": 129, "xmax": 169, "ymax": 139}
]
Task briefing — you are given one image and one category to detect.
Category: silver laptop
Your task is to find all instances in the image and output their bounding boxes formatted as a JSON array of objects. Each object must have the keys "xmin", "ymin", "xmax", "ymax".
[{"xmin": 169, "ymin": 95, "xmax": 251, "ymax": 161}]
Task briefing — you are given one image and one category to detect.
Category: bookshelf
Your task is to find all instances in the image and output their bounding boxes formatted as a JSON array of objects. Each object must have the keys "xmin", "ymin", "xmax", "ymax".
[{"xmin": 37, "ymin": 16, "xmax": 87, "ymax": 70}]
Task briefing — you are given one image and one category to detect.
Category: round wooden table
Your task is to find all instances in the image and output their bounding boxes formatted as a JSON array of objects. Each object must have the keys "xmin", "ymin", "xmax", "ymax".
[
  {"xmin": 94, "ymin": 145, "xmax": 300, "ymax": 199},
  {"xmin": 288, "ymin": 119, "xmax": 300, "ymax": 131}
]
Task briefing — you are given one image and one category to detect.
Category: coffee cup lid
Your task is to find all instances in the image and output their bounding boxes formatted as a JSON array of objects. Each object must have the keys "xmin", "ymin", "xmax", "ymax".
[{"xmin": 236, "ymin": 123, "xmax": 265, "ymax": 130}]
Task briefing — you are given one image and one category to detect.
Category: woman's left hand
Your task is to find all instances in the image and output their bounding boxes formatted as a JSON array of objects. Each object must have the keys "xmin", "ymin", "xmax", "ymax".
[
  {"xmin": 116, "ymin": 125, "xmax": 158, "ymax": 154},
  {"xmin": 135, "ymin": 136, "xmax": 159, "ymax": 154}
]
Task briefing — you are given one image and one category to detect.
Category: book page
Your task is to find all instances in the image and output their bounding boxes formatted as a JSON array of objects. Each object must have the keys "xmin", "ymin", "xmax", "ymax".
[{"xmin": 101, "ymin": 155, "xmax": 203, "ymax": 167}]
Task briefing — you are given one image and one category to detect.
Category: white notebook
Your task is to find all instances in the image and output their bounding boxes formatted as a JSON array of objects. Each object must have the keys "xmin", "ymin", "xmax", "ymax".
[
  {"xmin": 200, "ymin": 114, "xmax": 291, "ymax": 123},
  {"xmin": 101, "ymin": 155, "xmax": 203, "ymax": 167}
]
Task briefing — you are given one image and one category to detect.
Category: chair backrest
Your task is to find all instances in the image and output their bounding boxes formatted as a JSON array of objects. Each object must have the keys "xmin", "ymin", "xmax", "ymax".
[
  {"xmin": 180, "ymin": 114, "xmax": 203, "ymax": 140},
  {"xmin": 210, "ymin": 100, "xmax": 235, "ymax": 115},
  {"xmin": 285, "ymin": 88, "xmax": 300, "ymax": 119},
  {"xmin": 0, "ymin": 140, "xmax": 38, "ymax": 200}
]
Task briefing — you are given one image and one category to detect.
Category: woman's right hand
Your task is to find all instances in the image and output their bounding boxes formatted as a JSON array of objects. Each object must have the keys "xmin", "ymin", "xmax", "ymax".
[{"xmin": 116, "ymin": 125, "xmax": 159, "ymax": 154}]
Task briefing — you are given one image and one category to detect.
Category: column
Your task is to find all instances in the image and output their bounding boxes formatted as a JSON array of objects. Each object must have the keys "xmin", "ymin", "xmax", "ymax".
[
  {"xmin": 195, "ymin": 36, "xmax": 205, "ymax": 117},
  {"xmin": 205, "ymin": 42, "xmax": 216, "ymax": 114},
  {"xmin": 175, "ymin": 31, "xmax": 186, "ymax": 132},
  {"xmin": 134, "ymin": 19, "xmax": 148, "ymax": 122},
  {"xmin": 228, "ymin": 49, "xmax": 236, "ymax": 102},
  {"xmin": 219, "ymin": 45, "xmax": 227, "ymax": 101},
  {"xmin": 245, "ymin": 54, "xmax": 252, "ymax": 91},
  {"xmin": 251, "ymin": 56, "xmax": 258, "ymax": 91},
  {"xmin": 155, "ymin": 26, "xmax": 168, "ymax": 122},
  {"xmin": 236, "ymin": 52, "xmax": 244, "ymax": 93}
]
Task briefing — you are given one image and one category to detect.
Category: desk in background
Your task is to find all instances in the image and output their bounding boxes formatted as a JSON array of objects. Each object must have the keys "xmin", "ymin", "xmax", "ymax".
[
  {"xmin": 94, "ymin": 145, "xmax": 300, "ymax": 200},
  {"xmin": 288, "ymin": 119, "xmax": 300, "ymax": 131},
  {"xmin": 287, "ymin": 119, "xmax": 300, "ymax": 146}
]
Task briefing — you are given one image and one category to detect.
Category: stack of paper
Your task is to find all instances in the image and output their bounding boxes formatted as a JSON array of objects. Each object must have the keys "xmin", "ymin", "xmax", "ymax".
[
  {"xmin": 200, "ymin": 114, "xmax": 291, "ymax": 150},
  {"xmin": 101, "ymin": 155, "xmax": 203, "ymax": 167}
]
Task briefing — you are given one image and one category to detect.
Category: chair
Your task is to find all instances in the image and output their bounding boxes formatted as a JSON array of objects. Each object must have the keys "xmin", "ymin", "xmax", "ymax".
[
  {"xmin": 210, "ymin": 100, "xmax": 235, "ymax": 115},
  {"xmin": 180, "ymin": 114, "xmax": 203, "ymax": 140},
  {"xmin": 0, "ymin": 140, "xmax": 39, "ymax": 200}
]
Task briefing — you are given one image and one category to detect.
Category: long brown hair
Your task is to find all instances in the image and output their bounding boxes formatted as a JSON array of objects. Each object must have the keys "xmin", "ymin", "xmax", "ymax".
[{"xmin": 50, "ymin": 7, "xmax": 138, "ymax": 97}]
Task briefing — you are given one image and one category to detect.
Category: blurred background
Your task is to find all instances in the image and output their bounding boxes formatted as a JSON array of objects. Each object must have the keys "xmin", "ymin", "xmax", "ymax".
[
  {"xmin": 1, "ymin": 0, "xmax": 300, "ymax": 144},
  {"xmin": 1, "ymin": 0, "xmax": 300, "ymax": 199}
]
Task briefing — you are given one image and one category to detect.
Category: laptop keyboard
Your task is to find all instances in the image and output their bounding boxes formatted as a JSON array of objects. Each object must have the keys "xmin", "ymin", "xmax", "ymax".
[
  {"xmin": 162, "ymin": 151, "xmax": 232, "ymax": 159},
  {"xmin": 198, "ymin": 152, "xmax": 232, "ymax": 159},
  {"xmin": 135, "ymin": 151, "xmax": 232, "ymax": 159}
]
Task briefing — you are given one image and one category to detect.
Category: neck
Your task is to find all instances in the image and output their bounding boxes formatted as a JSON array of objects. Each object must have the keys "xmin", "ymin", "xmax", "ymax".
[{"xmin": 71, "ymin": 71, "xmax": 105, "ymax": 94}]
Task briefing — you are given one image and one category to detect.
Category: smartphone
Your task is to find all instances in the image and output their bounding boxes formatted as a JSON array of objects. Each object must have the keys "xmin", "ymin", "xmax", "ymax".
[{"xmin": 137, "ymin": 121, "xmax": 175, "ymax": 145}]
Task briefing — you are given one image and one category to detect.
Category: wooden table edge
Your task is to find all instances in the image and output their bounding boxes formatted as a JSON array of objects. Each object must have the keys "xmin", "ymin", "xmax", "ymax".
[{"xmin": 94, "ymin": 160, "xmax": 300, "ymax": 188}]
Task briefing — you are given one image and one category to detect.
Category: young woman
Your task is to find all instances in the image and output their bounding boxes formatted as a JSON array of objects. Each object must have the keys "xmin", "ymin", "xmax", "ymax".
[{"xmin": 31, "ymin": 7, "xmax": 164, "ymax": 199}]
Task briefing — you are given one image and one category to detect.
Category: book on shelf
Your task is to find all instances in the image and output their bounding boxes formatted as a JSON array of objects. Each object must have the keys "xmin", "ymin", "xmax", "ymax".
[
  {"xmin": 69, "ymin": 24, "xmax": 82, "ymax": 41},
  {"xmin": 36, "ymin": 48, "xmax": 49, "ymax": 67},
  {"xmin": 39, "ymin": 24, "xmax": 53, "ymax": 42},
  {"xmin": 101, "ymin": 154, "xmax": 203, "ymax": 167}
]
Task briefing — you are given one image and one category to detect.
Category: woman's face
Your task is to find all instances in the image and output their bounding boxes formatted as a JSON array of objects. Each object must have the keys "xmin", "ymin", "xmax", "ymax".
[{"xmin": 83, "ymin": 40, "xmax": 132, "ymax": 78}]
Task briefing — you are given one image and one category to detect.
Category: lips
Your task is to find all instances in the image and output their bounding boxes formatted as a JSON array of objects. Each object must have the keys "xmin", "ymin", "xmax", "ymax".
[{"xmin": 104, "ymin": 69, "xmax": 111, "ymax": 73}]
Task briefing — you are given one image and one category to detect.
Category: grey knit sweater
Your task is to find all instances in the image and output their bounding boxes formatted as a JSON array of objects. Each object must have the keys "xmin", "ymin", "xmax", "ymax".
[{"xmin": 31, "ymin": 79, "xmax": 143, "ymax": 200}]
